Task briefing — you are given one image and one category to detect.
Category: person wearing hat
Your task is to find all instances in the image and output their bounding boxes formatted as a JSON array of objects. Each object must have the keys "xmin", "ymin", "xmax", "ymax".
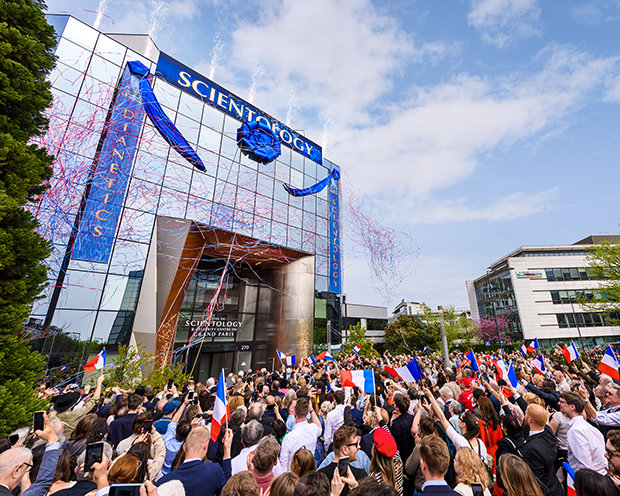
[
  {"xmin": 457, "ymin": 377, "xmax": 475, "ymax": 412},
  {"xmin": 53, "ymin": 373, "xmax": 105, "ymax": 438},
  {"xmin": 369, "ymin": 427, "xmax": 403, "ymax": 495},
  {"xmin": 154, "ymin": 400, "xmax": 180, "ymax": 435},
  {"xmin": 317, "ymin": 424, "xmax": 366, "ymax": 496}
]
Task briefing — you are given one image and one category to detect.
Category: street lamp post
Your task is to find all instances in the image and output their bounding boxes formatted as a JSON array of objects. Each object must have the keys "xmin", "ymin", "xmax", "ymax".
[{"xmin": 438, "ymin": 306, "xmax": 450, "ymax": 369}]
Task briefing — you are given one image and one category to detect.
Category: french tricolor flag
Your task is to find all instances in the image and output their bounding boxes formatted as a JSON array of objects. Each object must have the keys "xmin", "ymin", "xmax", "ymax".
[
  {"xmin": 211, "ymin": 369, "xmax": 231, "ymax": 442},
  {"xmin": 276, "ymin": 350, "xmax": 295, "ymax": 366},
  {"xmin": 340, "ymin": 369, "xmax": 375, "ymax": 394},
  {"xmin": 493, "ymin": 357, "xmax": 509, "ymax": 380},
  {"xmin": 563, "ymin": 462, "xmax": 577, "ymax": 496},
  {"xmin": 506, "ymin": 362, "xmax": 519, "ymax": 388},
  {"xmin": 353, "ymin": 344, "xmax": 361, "ymax": 354},
  {"xmin": 527, "ymin": 338, "xmax": 539, "ymax": 353},
  {"xmin": 304, "ymin": 355, "xmax": 316, "ymax": 365},
  {"xmin": 465, "ymin": 350, "xmax": 479, "ymax": 371},
  {"xmin": 316, "ymin": 351, "xmax": 336, "ymax": 361},
  {"xmin": 598, "ymin": 346, "xmax": 620, "ymax": 381},
  {"xmin": 385, "ymin": 358, "xmax": 423, "ymax": 383},
  {"xmin": 84, "ymin": 349, "xmax": 106, "ymax": 373},
  {"xmin": 561, "ymin": 342, "xmax": 580, "ymax": 364},
  {"xmin": 519, "ymin": 344, "xmax": 528, "ymax": 357},
  {"xmin": 532, "ymin": 355, "xmax": 546, "ymax": 375}
]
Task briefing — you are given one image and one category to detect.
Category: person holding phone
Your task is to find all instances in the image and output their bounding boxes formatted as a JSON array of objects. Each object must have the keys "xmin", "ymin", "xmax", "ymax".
[
  {"xmin": 317, "ymin": 425, "xmax": 365, "ymax": 496},
  {"xmin": 116, "ymin": 413, "xmax": 166, "ymax": 481},
  {"xmin": 453, "ymin": 447, "xmax": 492, "ymax": 496}
]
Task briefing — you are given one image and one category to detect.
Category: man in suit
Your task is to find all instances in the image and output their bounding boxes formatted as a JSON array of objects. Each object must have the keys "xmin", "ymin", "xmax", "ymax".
[
  {"xmin": 108, "ymin": 393, "xmax": 144, "ymax": 448},
  {"xmin": 517, "ymin": 404, "xmax": 564, "ymax": 496},
  {"xmin": 419, "ymin": 436, "xmax": 459, "ymax": 496},
  {"xmin": 0, "ymin": 413, "xmax": 62, "ymax": 496},
  {"xmin": 156, "ymin": 425, "xmax": 233, "ymax": 496}
]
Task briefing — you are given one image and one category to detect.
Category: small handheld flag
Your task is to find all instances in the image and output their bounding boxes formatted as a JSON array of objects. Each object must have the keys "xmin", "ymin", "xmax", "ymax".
[
  {"xmin": 561, "ymin": 342, "xmax": 580, "ymax": 364},
  {"xmin": 352, "ymin": 344, "xmax": 361, "ymax": 354},
  {"xmin": 211, "ymin": 369, "xmax": 231, "ymax": 442},
  {"xmin": 340, "ymin": 369, "xmax": 375, "ymax": 394},
  {"xmin": 506, "ymin": 362, "xmax": 519, "ymax": 388},
  {"xmin": 316, "ymin": 351, "xmax": 336, "ymax": 361},
  {"xmin": 84, "ymin": 349, "xmax": 106, "ymax": 373},
  {"xmin": 598, "ymin": 346, "xmax": 620, "ymax": 381},
  {"xmin": 527, "ymin": 338, "xmax": 539, "ymax": 353},
  {"xmin": 304, "ymin": 355, "xmax": 316, "ymax": 366},
  {"xmin": 276, "ymin": 350, "xmax": 295, "ymax": 366},
  {"xmin": 384, "ymin": 358, "xmax": 423, "ymax": 383},
  {"xmin": 563, "ymin": 462, "xmax": 576, "ymax": 496},
  {"xmin": 519, "ymin": 344, "xmax": 528, "ymax": 357},
  {"xmin": 465, "ymin": 350, "xmax": 479, "ymax": 371},
  {"xmin": 532, "ymin": 355, "xmax": 545, "ymax": 375}
]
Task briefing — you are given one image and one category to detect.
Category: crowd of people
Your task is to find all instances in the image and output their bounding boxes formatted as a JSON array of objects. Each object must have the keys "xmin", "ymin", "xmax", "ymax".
[{"xmin": 2, "ymin": 344, "xmax": 620, "ymax": 496}]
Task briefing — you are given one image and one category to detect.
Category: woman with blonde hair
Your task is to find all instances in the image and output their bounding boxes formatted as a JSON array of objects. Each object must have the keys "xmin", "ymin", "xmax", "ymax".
[
  {"xmin": 453, "ymin": 447, "xmax": 492, "ymax": 496},
  {"xmin": 498, "ymin": 454, "xmax": 544, "ymax": 496},
  {"xmin": 522, "ymin": 393, "xmax": 545, "ymax": 408}
]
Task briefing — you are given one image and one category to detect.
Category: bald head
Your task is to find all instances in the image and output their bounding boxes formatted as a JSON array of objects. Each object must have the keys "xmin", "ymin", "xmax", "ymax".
[
  {"xmin": 0, "ymin": 448, "xmax": 32, "ymax": 490},
  {"xmin": 526, "ymin": 404, "xmax": 548, "ymax": 430},
  {"xmin": 184, "ymin": 426, "xmax": 210, "ymax": 459}
]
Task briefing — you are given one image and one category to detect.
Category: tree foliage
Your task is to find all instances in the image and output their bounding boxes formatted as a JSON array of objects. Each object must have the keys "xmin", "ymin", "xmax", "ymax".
[
  {"xmin": 0, "ymin": 0, "xmax": 57, "ymax": 436},
  {"xmin": 340, "ymin": 322, "xmax": 378, "ymax": 358},
  {"xmin": 384, "ymin": 306, "xmax": 478, "ymax": 355},
  {"xmin": 104, "ymin": 345, "xmax": 192, "ymax": 391},
  {"xmin": 582, "ymin": 241, "xmax": 620, "ymax": 324},
  {"xmin": 476, "ymin": 316, "xmax": 512, "ymax": 343}
]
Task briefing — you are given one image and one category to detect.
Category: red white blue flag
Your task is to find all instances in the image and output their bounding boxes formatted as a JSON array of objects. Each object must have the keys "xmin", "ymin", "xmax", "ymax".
[{"xmin": 211, "ymin": 369, "xmax": 231, "ymax": 442}]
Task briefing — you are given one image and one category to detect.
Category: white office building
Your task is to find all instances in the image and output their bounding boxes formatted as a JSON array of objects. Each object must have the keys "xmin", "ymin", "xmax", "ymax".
[{"xmin": 466, "ymin": 235, "xmax": 620, "ymax": 347}]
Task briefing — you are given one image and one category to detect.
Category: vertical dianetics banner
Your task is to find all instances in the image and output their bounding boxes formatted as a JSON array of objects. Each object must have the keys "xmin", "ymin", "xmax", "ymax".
[
  {"xmin": 72, "ymin": 65, "xmax": 146, "ymax": 263},
  {"xmin": 328, "ymin": 176, "xmax": 341, "ymax": 294}
]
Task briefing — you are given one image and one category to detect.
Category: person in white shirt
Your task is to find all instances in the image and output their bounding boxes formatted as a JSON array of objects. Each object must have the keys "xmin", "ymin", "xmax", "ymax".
[
  {"xmin": 231, "ymin": 420, "xmax": 263, "ymax": 475},
  {"xmin": 279, "ymin": 397, "xmax": 322, "ymax": 472},
  {"xmin": 324, "ymin": 390, "xmax": 346, "ymax": 451},
  {"xmin": 552, "ymin": 370, "xmax": 571, "ymax": 393},
  {"xmin": 559, "ymin": 391, "xmax": 607, "ymax": 475}
]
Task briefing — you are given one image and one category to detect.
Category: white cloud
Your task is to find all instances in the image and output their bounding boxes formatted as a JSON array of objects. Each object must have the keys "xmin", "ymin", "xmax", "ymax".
[
  {"xmin": 404, "ymin": 188, "xmax": 561, "ymax": 224},
  {"xmin": 467, "ymin": 0, "xmax": 542, "ymax": 47},
  {"xmin": 605, "ymin": 75, "xmax": 620, "ymax": 102}
]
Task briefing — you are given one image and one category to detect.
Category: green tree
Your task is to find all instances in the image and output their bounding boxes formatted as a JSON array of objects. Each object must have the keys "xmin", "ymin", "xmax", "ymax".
[
  {"xmin": 582, "ymin": 241, "xmax": 620, "ymax": 324},
  {"xmin": 340, "ymin": 322, "xmax": 378, "ymax": 358},
  {"xmin": 421, "ymin": 306, "xmax": 479, "ymax": 346},
  {"xmin": 384, "ymin": 314, "xmax": 440, "ymax": 354},
  {"xmin": 0, "ymin": 0, "xmax": 56, "ymax": 436}
]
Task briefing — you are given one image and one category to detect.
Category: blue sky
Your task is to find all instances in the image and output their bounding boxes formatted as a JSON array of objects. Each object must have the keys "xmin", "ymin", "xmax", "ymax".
[{"xmin": 46, "ymin": 0, "xmax": 620, "ymax": 312}]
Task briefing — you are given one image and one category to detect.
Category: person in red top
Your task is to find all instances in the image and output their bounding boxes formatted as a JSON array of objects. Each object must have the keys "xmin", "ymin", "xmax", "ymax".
[{"xmin": 457, "ymin": 377, "xmax": 476, "ymax": 412}]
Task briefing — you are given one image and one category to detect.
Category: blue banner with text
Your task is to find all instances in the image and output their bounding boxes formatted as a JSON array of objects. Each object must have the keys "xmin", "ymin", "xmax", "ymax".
[
  {"xmin": 328, "ymin": 170, "xmax": 341, "ymax": 294},
  {"xmin": 155, "ymin": 52, "xmax": 323, "ymax": 165},
  {"xmin": 73, "ymin": 66, "xmax": 146, "ymax": 263}
]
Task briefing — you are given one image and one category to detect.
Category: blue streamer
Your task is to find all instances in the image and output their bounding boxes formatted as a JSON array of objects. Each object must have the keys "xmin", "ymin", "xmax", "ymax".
[
  {"xmin": 127, "ymin": 61, "xmax": 206, "ymax": 172},
  {"xmin": 284, "ymin": 168, "xmax": 340, "ymax": 197},
  {"xmin": 237, "ymin": 120, "xmax": 281, "ymax": 164}
]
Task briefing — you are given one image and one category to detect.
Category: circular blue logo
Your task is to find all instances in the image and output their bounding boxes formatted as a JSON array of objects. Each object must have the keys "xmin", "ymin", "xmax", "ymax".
[{"xmin": 236, "ymin": 120, "xmax": 281, "ymax": 164}]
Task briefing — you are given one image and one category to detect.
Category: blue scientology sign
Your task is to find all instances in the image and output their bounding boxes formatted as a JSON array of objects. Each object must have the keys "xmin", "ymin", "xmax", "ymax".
[{"xmin": 155, "ymin": 53, "xmax": 323, "ymax": 165}]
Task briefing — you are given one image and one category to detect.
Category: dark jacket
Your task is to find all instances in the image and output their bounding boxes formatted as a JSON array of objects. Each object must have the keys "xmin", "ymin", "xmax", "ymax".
[
  {"xmin": 525, "ymin": 383, "xmax": 561, "ymax": 410},
  {"xmin": 108, "ymin": 413, "xmax": 137, "ymax": 448},
  {"xmin": 156, "ymin": 459, "xmax": 231, "ymax": 496},
  {"xmin": 391, "ymin": 412, "xmax": 415, "ymax": 460},
  {"xmin": 318, "ymin": 461, "xmax": 367, "ymax": 496},
  {"xmin": 495, "ymin": 435, "xmax": 523, "ymax": 489},
  {"xmin": 421, "ymin": 482, "xmax": 460, "ymax": 495},
  {"xmin": 517, "ymin": 426, "xmax": 564, "ymax": 496}
]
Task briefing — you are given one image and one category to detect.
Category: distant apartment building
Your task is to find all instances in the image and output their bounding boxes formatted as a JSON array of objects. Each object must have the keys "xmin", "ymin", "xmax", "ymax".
[
  {"xmin": 392, "ymin": 300, "xmax": 425, "ymax": 318},
  {"xmin": 342, "ymin": 302, "xmax": 388, "ymax": 345},
  {"xmin": 466, "ymin": 235, "xmax": 620, "ymax": 347}
]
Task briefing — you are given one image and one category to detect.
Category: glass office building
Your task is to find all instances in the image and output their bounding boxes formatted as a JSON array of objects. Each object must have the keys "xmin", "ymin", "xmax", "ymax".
[{"xmin": 28, "ymin": 15, "xmax": 342, "ymax": 378}]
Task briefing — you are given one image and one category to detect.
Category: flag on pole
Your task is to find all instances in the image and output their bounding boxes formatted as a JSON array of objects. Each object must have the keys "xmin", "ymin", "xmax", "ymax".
[
  {"xmin": 84, "ymin": 349, "xmax": 106, "ymax": 373},
  {"xmin": 527, "ymin": 338, "xmax": 540, "ymax": 353},
  {"xmin": 352, "ymin": 344, "xmax": 361, "ymax": 354},
  {"xmin": 340, "ymin": 369, "xmax": 376, "ymax": 394},
  {"xmin": 304, "ymin": 355, "xmax": 316, "ymax": 366},
  {"xmin": 561, "ymin": 342, "xmax": 580, "ymax": 363},
  {"xmin": 519, "ymin": 344, "xmax": 528, "ymax": 357},
  {"xmin": 563, "ymin": 462, "xmax": 577, "ymax": 496},
  {"xmin": 598, "ymin": 346, "xmax": 620, "ymax": 381},
  {"xmin": 506, "ymin": 362, "xmax": 519, "ymax": 388},
  {"xmin": 532, "ymin": 355, "xmax": 546, "ymax": 375},
  {"xmin": 316, "ymin": 351, "xmax": 336, "ymax": 361},
  {"xmin": 211, "ymin": 369, "xmax": 231, "ymax": 442},
  {"xmin": 385, "ymin": 358, "xmax": 423, "ymax": 383},
  {"xmin": 276, "ymin": 350, "xmax": 295, "ymax": 366},
  {"xmin": 492, "ymin": 357, "xmax": 509, "ymax": 380},
  {"xmin": 465, "ymin": 350, "xmax": 479, "ymax": 371}
]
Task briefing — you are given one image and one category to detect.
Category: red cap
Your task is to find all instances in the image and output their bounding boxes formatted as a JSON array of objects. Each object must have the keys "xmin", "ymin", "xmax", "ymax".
[
  {"xmin": 373, "ymin": 427, "xmax": 397, "ymax": 457},
  {"xmin": 458, "ymin": 377, "xmax": 473, "ymax": 387}
]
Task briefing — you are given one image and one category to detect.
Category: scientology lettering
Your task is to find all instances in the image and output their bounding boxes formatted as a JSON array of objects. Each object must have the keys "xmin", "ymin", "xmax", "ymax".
[{"xmin": 155, "ymin": 52, "xmax": 322, "ymax": 165}]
